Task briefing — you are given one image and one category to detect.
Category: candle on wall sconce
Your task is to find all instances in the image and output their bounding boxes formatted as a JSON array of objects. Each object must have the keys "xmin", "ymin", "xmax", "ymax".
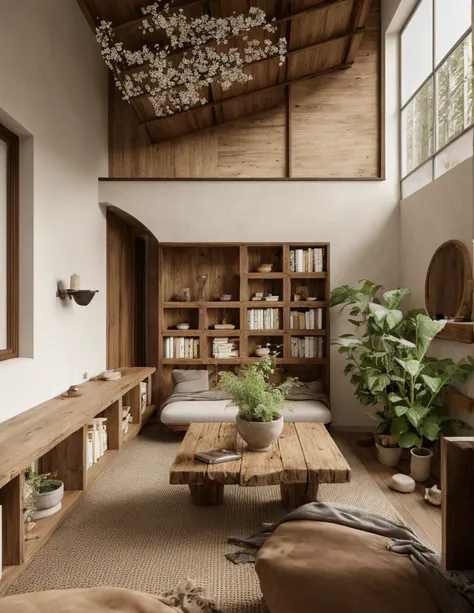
[{"xmin": 70, "ymin": 274, "xmax": 81, "ymax": 291}]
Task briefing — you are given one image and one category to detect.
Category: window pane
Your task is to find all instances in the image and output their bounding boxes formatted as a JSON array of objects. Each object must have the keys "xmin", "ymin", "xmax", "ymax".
[
  {"xmin": 401, "ymin": 0, "xmax": 433, "ymax": 104},
  {"xmin": 402, "ymin": 78, "xmax": 434, "ymax": 177},
  {"xmin": 401, "ymin": 160, "xmax": 433, "ymax": 199},
  {"xmin": 0, "ymin": 139, "xmax": 7, "ymax": 350},
  {"xmin": 435, "ymin": 0, "xmax": 471, "ymax": 65},
  {"xmin": 436, "ymin": 34, "xmax": 473, "ymax": 150},
  {"xmin": 435, "ymin": 127, "xmax": 473, "ymax": 177}
]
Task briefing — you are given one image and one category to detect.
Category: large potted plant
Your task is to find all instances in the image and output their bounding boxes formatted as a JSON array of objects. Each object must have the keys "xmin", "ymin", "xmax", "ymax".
[
  {"xmin": 218, "ymin": 356, "xmax": 294, "ymax": 452},
  {"xmin": 330, "ymin": 281, "xmax": 474, "ymax": 470}
]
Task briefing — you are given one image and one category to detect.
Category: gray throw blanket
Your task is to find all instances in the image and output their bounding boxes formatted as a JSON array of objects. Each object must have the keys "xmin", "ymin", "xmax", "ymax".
[{"xmin": 226, "ymin": 501, "xmax": 474, "ymax": 613}]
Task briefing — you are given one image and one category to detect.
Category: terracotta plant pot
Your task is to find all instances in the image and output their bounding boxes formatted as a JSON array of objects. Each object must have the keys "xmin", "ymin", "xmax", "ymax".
[
  {"xmin": 375, "ymin": 443, "xmax": 402, "ymax": 467},
  {"xmin": 410, "ymin": 447, "xmax": 433, "ymax": 482},
  {"xmin": 236, "ymin": 415, "xmax": 284, "ymax": 452}
]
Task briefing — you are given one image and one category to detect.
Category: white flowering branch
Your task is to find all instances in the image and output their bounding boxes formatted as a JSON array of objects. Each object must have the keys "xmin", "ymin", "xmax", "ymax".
[{"xmin": 96, "ymin": 1, "xmax": 287, "ymax": 118}]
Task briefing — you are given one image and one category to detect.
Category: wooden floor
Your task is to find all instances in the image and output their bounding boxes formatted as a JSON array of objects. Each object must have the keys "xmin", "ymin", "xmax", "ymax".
[{"xmin": 340, "ymin": 432, "xmax": 442, "ymax": 554}]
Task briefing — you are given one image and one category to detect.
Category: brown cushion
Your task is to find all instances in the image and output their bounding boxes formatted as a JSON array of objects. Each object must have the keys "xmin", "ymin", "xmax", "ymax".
[
  {"xmin": 172, "ymin": 369, "xmax": 209, "ymax": 394},
  {"xmin": 255, "ymin": 521, "xmax": 440, "ymax": 613},
  {"xmin": 0, "ymin": 587, "xmax": 175, "ymax": 613}
]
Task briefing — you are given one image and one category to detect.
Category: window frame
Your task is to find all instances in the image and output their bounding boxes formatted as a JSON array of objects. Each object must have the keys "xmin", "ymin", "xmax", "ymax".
[
  {"xmin": 0, "ymin": 122, "xmax": 19, "ymax": 361},
  {"xmin": 400, "ymin": 0, "xmax": 472, "ymax": 185}
]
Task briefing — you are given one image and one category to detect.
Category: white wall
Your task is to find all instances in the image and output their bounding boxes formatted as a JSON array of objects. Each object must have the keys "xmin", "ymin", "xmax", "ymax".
[
  {"xmin": 400, "ymin": 158, "xmax": 474, "ymax": 427},
  {"xmin": 99, "ymin": 5, "xmax": 401, "ymax": 428},
  {"xmin": 0, "ymin": 0, "xmax": 108, "ymax": 422}
]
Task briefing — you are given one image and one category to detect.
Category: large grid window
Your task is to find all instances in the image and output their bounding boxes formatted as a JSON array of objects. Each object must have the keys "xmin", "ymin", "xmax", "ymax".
[{"xmin": 401, "ymin": 0, "xmax": 473, "ymax": 198}]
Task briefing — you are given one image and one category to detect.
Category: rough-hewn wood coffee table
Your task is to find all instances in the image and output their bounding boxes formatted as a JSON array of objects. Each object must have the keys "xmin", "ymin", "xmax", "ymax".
[{"xmin": 169, "ymin": 422, "xmax": 351, "ymax": 508}]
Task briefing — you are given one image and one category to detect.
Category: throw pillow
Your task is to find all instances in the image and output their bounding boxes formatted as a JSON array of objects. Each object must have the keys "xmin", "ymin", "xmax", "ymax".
[{"xmin": 172, "ymin": 369, "xmax": 209, "ymax": 394}]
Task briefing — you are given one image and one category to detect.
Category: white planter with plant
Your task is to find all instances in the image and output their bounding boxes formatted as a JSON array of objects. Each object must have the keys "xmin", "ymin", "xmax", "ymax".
[
  {"xmin": 24, "ymin": 472, "xmax": 64, "ymax": 522},
  {"xmin": 219, "ymin": 356, "xmax": 294, "ymax": 452},
  {"xmin": 330, "ymin": 281, "xmax": 474, "ymax": 468}
]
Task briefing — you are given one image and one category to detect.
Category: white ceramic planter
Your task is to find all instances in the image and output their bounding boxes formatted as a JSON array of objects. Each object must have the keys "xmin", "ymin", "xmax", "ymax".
[
  {"xmin": 410, "ymin": 448, "xmax": 433, "ymax": 482},
  {"xmin": 236, "ymin": 415, "xmax": 284, "ymax": 452},
  {"xmin": 375, "ymin": 443, "xmax": 402, "ymax": 468},
  {"xmin": 32, "ymin": 482, "xmax": 64, "ymax": 519}
]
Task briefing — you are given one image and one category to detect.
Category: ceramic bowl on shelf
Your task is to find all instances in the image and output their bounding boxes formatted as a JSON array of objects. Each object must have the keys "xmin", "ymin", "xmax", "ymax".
[
  {"xmin": 307, "ymin": 297, "xmax": 317, "ymax": 301},
  {"xmin": 100, "ymin": 370, "xmax": 121, "ymax": 381},
  {"xmin": 176, "ymin": 323, "xmax": 190, "ymax": 330},
  {"xmin": 220, "ymin": 294, "xmax": 232, "ymax": 301},
  {"xmin": 62, "ymin": 384, "xmax": 84, "ymax": 397},
  {"xmin": 258, "ymin": 264, "xmax": 273, "ymax": 273},
  {"xmin": 255, "ymin": 347, "xmax": 271, "ymax": 357},
  {"xmin": 214, "ymin": 324, "xmax": 236, "ymax": 330},
  {"xmin": 265, "ymin": 295, "xmax": 279, "ymax": 301}
]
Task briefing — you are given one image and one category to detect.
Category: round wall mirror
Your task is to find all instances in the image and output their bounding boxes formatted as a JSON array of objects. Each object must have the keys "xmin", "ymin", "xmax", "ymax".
[{"xmin": 425, "ymin": 240, "xmax": 473, "ymax": 321}]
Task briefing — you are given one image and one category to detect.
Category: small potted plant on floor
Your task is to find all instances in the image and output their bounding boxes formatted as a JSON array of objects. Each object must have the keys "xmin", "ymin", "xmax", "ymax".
[
  {"xmin": 330, "ymin": 281, "xmax": 474, "ymax": 469},
  {"xmin": 25, "ymin": 471, "xmax": 64, "ymax": 520},
  {"xmin": 218, "ymin": 355, "xmax": 295, "ymax": 452}
]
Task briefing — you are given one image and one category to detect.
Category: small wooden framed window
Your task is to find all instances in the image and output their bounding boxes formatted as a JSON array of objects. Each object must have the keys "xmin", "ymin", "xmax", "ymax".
[{"xmin": 0, "ymin": 122, "xmax": 19, "ymax": 360}]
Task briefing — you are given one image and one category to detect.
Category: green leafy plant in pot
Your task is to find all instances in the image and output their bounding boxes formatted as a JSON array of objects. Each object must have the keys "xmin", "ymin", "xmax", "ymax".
[
  {"xmin": 330, "ymin": 281, "xmax": 474, "ymax": 472},
  {"xmin": 24, "ymin": 471, "xmax": 64, "ymax": 522},
  {"xmin": 218, "ymin": 355, "xmax": 295, "ymax": 452}
]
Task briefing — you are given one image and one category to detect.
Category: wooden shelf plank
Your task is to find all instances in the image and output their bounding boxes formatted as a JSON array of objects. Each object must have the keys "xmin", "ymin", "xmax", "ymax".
[
  {"xmin": 246, "ymin": 273, "xmax": 286, "ymax": 279},
  {"xmin": 289, "ymin": 330, "xmax": 326, "ymax": 336},
  {"xmin": 86, "ymin": 450, "xmax": 120, "ymax": 488},
  {"xmin": 163, "ymin": 302, "xmax": 241, "ymax": 309},
  {"xmin": 141, "ymin": 404, "xmax": 156, "ymax": 425},
  {"xmin": 163, "ymin": 330, "xmax": 201, "ymax": 336},
  {"xmin": 206, "ymin": 329, "xmax": 241, "ymax": 336},
  {"xmin": 289, "ymin": 273, "xmax": 327, "ymax": 278},
  {"xmin": 290, "ymin": 301, "xmax": 327, "ymax": 308},
  {"xmin": 244, "ymin": 330, "xmax": 284, "ymax": 336},
  {"xmin": 0, "ymin": 491, "xmax": 83, "ymax": 595},
  {"xmin": 245, "ymin": 301, "xmax": 285, "ymax": 307},
  {"xmin": 0, "ymin": 367, "xmax": 155, "ymax": 490},
  {"xmin": 436, "ymin": 322, "xmax": 474, "ymax": 344},
  {"xmin": 162, "ymin": 358, "xmax": 203, "ymax": 365}
]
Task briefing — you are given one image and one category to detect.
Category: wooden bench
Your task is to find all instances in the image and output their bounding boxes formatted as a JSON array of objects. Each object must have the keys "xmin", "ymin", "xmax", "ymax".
[{"xmin": 0, "ymin": 366, "xmax": 155, "ymax": 595}]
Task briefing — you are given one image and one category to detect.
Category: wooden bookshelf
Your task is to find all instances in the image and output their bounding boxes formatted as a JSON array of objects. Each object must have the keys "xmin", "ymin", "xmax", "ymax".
[
  {"xmin": 158, "ymin": 243, "xmax": 330, "ymax": 402},
  {"xmin": 0, "ymin": 367, "xmax": 155, "ymax": 595}
]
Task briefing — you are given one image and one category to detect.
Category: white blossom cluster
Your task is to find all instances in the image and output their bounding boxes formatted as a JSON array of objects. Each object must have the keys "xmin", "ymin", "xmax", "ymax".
[{"xmin": 96, "ymin": 1, "xmax": 287, "ymax": 118}]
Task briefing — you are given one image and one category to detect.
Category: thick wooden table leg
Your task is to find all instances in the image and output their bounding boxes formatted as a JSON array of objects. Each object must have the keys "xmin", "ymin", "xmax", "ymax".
[
  {"xmin": 280, "ymin": 480, "xmax": 319, "ymax": 510},
  {"xmin": 189, "ymin": 481, "xmax": 224, "ymax": 506}
]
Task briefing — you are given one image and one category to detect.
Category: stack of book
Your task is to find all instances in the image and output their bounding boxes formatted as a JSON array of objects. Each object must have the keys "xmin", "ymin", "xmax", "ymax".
[
  {"xmin": 291, "ymin": 337, "xmax": 324, "ymax": 358},
  {"xmin": 290, "ymin": 309, "xmax": 323, "ymax": 330},
  {"xmin": 86, "ymin": 418, "xmax": 108, "ymax": 469},
  {"xmin": 140, "ymin": 381, "xmax": 147, "ymax": 413},
  {"xmin": 290, "ymin": 248, "xmax": 324, "ymax": 272},
  {"xmin": 164, "ymin": 337, "xmax": 199, "ymax": 359},
  {"xmin": 122, "ymin": 405, "xmax": 132, "ymax": 435},
  {"xmin": 248, "ymin": 308, "xmax": 280, "ymax": 330},
  {"xmin": 212, "ymin": 337, "xmax": 239, "ymax": 359}
]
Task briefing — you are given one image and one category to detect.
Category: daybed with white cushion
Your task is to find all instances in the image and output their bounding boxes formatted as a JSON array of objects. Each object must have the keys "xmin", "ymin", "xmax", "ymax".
[{"xmin": 160, "ymin": 370, "xmax": 332, "ymax": 427}]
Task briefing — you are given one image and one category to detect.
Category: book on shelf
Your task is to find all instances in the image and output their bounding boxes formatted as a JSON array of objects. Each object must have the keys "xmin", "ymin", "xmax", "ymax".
[
  {"xmin": 289, "ymin": 248, "xmax": 324, "ymax": 273},
  {"xmin": 140, "ymin": 381, "xmax": 147, "ymax": 413},
  {"xmin": 248, "ymin": 308, "xmax": 280, "ymax": 330},
  {"xmin": 212, "ymin": 337, "xmax": 239, "ymax": 359},
  {"xmin": 164, "ymin": 337, "xmax": 199, "ymax": 359},
  {"xmin": 290, "ymin": 309, "xmax": 323, "ymax": 330},
  {"xmin": 87, "ymin": 417, "xmax": 108, "ymax": 469},
  {"xmin": 290, "ymin": 336, "xmax": 324, "ymax": 358}
]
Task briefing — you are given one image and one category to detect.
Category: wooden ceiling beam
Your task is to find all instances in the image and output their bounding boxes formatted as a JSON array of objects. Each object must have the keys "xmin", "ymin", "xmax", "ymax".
[
  {"xmin": 114, "ymin": 0, "xmax": 350, "ymax": 43},
  {"xmin": 139, "ymin": 61, "xmax": 353, "ymax": 129},
  {"xmin": 345, "ymin": 0, "xmax": 369, "ymax": 63},
  {"xmin": 129, "ymin": 27, "xmax": 364, "ymax": 104}
]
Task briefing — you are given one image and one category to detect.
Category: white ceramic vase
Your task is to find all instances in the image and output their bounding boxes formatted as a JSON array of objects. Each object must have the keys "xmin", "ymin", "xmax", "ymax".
[
  {"xmin": 375, "ymin": 443, "xmax": 402, "ymax": 467},
  {"xmin": 410, "ymin": 448, "xmax": 433, "ymax": 482},
  {"xmin": 236, "ymin": 415, "xmax": 284, "ymax": 452}
]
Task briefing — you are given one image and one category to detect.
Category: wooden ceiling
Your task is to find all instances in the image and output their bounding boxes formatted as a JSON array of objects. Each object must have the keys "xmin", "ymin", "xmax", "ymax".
[{"xmin": 78, "ymin": 0, "xmax": 373, "ymax": 144}]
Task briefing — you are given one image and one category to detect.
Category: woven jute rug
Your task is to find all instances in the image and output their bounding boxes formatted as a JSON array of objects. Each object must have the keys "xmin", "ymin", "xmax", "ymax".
[{"xmin": 6, "ymin": 425, "xmax": 401, "ymax": 612}]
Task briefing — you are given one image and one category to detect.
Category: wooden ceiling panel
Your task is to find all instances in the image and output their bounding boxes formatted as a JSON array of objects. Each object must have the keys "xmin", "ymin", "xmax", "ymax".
[
  {"xmin": 287, "ymin": 38, "xmax": 347, "ymax": 79},
  {"xmin": 79, "ymin": 0, "xmax": 375, "ymax": 143}
]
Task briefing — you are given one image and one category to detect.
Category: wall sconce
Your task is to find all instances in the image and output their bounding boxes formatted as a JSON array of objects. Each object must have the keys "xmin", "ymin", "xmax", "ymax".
[{"xmin": 57, "ymin": 274, "xmax": 98, "ymax": 306}]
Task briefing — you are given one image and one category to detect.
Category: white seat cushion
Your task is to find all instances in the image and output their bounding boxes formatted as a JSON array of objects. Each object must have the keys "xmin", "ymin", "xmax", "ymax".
[{"xmin": 160, "ymin": 400, "xmax": 331, "ymax": 425}]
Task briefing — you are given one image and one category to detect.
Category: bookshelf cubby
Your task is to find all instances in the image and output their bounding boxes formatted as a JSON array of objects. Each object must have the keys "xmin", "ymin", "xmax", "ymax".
[
  {"xmin": 0, "ymin": 367, "xmax": 155, "ymax": 595},
  {"xmin": 158, "ymin": 243, "xmax": 330, "ymax": 403}
]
